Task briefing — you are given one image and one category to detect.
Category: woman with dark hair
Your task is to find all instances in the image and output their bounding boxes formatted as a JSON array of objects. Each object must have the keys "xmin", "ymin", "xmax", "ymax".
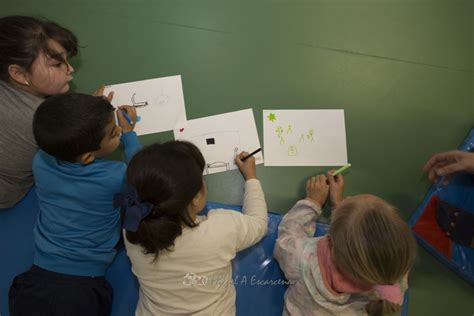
[
  {"xmin": 0, "ymin": 16, "xmax": 108, "ymax": 209},
  {"xmin": 0, "ymin": 15, "xmax": 77, "ymax": 208}
]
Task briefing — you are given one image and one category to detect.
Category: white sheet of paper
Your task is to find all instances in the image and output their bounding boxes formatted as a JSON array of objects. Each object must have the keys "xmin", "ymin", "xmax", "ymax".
[
  {"xmin": 104, "ymin": 75, "xmax": 187, "ymax": 136},
  {"xmin": 174, "ymin": 109, "xmax": 263, "ymax": 175},
  {"xmin": 263, "ymin": 109, "xmax": 347, "ymax": 166}
]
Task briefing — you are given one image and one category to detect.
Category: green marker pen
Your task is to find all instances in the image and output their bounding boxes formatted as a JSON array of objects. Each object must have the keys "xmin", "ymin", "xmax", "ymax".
[{"xmin": 331, "ymin": 163, "xmax": 351, "ymax": 176}]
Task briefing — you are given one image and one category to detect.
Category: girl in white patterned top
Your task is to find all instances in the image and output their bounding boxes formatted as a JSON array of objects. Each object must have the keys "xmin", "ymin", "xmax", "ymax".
[{"xmin": 274, "ymin": 172, "xmax": 417, "ymax": 316}]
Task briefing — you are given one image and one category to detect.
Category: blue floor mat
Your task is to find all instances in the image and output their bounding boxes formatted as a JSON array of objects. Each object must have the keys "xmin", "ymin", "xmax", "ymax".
[{"xmin": 1, "ymin": 197, "xmax": 408, "ymax": 315}]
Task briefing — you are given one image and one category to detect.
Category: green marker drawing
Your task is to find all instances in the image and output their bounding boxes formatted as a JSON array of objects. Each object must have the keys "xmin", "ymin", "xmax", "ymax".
[
  {"xmin": 288, "ymin": 145, "xmax": 298, "ymax": 156},
  {"xmin": 267, "ymin": 113, "xmax": 277, "ymax": 122},
  {"xmin": 275, "ymin": 126, "xmax": 284, "ymax": 137},
  {"xmin": 279, "ymin": 136, "xmax": 285, "ymax": 145},
  {"xmin": 299, "ymin": 133, "xmax": 305, "ymax": 143},
  {"xmin": 307, "ymin": 129, "xmax": 314, "ymax": 142},
  {"xmin": 331, "ymin": 163, "xmax": 351, "ymax": 176}
]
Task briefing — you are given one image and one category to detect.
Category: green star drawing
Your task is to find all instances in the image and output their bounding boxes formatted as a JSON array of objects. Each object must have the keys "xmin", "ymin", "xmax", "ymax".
[{"xmin": 267, "ymin": 112, "xmax": 277, "ymax": 122}]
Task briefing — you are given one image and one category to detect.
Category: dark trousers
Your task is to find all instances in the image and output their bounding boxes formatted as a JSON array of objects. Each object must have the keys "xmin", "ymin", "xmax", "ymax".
[{"xmin": 9, "ymin": 265, "xmax": 113, "ymax": 316}]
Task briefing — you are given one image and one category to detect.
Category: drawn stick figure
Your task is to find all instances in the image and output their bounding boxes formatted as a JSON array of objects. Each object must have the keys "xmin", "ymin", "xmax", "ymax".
[
  {"xmin": 307, "ymin": 129, "xmax": 314, "ymax": 142},
  {"xmin": 275, "ymin": 126, "xmax": 284, "ymax": 137},
  {"xmin": 300, "ymin": 133, "xmax": 305, "ymax": 143},
  {"xmin": 279, "ymin": 136, "xmax": 285, "ymax": 145}
]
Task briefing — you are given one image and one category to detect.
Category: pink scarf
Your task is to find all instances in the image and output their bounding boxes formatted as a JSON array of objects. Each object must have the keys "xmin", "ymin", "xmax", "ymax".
[{"xmin": 317, "ymin": 236, "xmax": 403, "ymax": 305}]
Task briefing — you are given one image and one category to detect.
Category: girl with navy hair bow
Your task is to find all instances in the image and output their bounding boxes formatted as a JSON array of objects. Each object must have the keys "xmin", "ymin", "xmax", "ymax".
[{"xmin": 114, "ymin": 140, "xmax": 268, "ymax": 315}]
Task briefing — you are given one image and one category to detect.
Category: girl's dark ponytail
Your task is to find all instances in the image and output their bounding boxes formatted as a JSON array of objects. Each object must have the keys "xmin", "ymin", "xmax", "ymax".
[{"xmin": 124, "ymin": 141, "xmax": 205, "ymax": 259}]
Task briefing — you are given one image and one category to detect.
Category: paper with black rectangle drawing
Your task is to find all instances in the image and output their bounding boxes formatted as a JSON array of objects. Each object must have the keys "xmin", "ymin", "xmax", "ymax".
[{"xmin": 174, "ymin": 109, "xmax": 263, "ymax": 175}]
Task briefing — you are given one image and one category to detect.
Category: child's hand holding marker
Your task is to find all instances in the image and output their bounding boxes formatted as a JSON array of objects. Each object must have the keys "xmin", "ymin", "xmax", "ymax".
[
  {"xmin": 331, "ymin": 163, "xmax": 351, "ymax": 177},
  {"xmin": 235, "ymin": 151, "xmax": 257, "ymax": 180},
  {"xmin": 241, "ymin": 148, "xmax": 261, "ymax": 162},
  {"xmin": 121, "ymin": 106, "xmax": 142, "ymax": 125},
  {"xmin": 327, "ymin": 163, "xmax": 349, "ymax": 208},
  {"xmin": 117, "ymin": 105, "xmax": 137, "ymax": 133}
]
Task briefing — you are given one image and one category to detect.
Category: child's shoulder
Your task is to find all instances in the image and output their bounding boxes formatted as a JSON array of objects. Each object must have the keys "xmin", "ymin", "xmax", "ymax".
[
  {"xmin": 207, "ymin": 208, "xmax": 243, "ymax": 218},
  {"xmin": 33, "ymin": 150, "xmax": 127, "ymax": 180},
  {"xmin": 201, "ymin": 208, "xmax": 246, "ymax": 226},
  {"xmin": 33, "ymin": 149, "xmax": 55, "ymax": 167},
  {"xmin": 297, "ymin": 235, "xmax": 325, "ymax": 251},
  {"xmin": 33, "ymin": 150, "xmax": 125, "ymax": 168}
]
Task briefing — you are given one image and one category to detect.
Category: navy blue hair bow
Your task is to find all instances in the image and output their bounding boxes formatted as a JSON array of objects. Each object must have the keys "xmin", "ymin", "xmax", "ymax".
[{"xmin": 113, "ymin": 187, "xmax": 154, "ymax": 232}]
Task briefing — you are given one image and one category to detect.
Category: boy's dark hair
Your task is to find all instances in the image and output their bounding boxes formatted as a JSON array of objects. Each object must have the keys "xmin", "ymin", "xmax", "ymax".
[
  {"xmin": 0, "ymin": 15, "xmax": 78, "ymax": 81},
  {"xmin": 125, "ymin": 141, "xmax": 206, "ymax": 259},
  {"xmin": 33, "ymin": 93, "xmax": 115, "ymax": 162}
]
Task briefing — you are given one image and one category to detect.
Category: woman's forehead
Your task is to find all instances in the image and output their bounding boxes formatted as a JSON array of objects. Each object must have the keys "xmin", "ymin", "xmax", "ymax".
[
  {"xmin": 46, "ymin": 39, "xmax": 66, "ymax": 54},
  {"xmin": 35, "ymin": 39, "xmax": 67, "ymax": 61}
]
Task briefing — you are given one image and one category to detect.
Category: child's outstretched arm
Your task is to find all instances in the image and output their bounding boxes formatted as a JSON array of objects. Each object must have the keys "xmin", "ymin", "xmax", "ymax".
[
  {"xmin": 117, "ymin": 105, "xmax": 142, "ymax": 162},
  {"xmin": 274, "ymin": 175, "xmax": 328, "ymax": 280},
  {"xmin": 230, "ymin": 152, "xmax": 268, "ymax": 252},
  {"xmin": 278, "ymin": 175, "xmax": 329, "ymax": 238}
]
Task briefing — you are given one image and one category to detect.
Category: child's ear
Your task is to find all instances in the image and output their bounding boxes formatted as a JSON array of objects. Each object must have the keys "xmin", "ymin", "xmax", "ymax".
[
  {"xmin": 190, "ymin": 191, "xmax": 203, "ymax": 208},
  {"xmin": 7, "ymin": 64, "xmax": 29, "ymax": 85},
  {"xmin": 78, "ymin": 152, "xmax": 95, "ymax": 164},
  {"xmin": 190, "ymin": 186, "xmax": 205, "ymax": 210}
]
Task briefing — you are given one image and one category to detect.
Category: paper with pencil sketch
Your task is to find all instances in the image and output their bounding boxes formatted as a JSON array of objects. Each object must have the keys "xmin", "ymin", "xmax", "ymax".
[
  {"xmin": 103, "ymin": 75, "xmax": 187, "ymax": 136},
  {"xmin": 174, "ymin": 109, "xmax": 263, "ymax": 175},
  {"xmin": 263, "ymin": 109, "xmax": 347, "ymax": 166}
]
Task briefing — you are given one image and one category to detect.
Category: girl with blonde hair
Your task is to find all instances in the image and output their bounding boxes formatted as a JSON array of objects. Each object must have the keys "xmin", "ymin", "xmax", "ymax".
[{"xmin": 274, "ymin": 173, "xmax": 416, "ymax": 315}]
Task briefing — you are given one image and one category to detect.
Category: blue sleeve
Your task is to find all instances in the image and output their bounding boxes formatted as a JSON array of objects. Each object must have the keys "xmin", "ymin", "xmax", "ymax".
[{"xmin": 121, "ymin": 131, "xmax": 142, "ymax": 163}]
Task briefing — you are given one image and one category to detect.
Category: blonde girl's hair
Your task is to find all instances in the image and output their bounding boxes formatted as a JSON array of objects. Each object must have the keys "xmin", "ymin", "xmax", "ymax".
[{"xmin": 329, "ymin": 194, "xmax": 417, "ymax": 316}]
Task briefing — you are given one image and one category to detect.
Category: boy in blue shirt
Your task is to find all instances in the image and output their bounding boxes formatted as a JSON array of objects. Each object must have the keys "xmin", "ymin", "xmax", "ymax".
[{"xmin": 9, "ymin": 93, "xmax": 141, "ymax": 316}]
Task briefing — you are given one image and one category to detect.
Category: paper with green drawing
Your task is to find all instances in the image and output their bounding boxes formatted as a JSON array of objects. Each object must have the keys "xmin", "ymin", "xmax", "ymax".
[{"xmin": 263, "ymin": 109, "xmax": 347, "ymax": 166}]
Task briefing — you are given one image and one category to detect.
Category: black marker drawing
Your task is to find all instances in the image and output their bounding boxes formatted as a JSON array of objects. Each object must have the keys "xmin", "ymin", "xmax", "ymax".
[
  {"xmin": 204, "ymin": 161, "xmax": 231, "ymax": 175},
  {"xmin": 131, "ymin": 93, "xmax": 149, "ymax": 108},
  {"xmin": 192, "ymin": 131, "xmax": 241, "ymax": 175}
]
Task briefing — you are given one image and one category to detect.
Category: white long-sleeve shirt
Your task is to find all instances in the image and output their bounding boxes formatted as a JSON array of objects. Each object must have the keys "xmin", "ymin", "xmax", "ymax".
[
  {"xmin": 124, "ymin": 179, "xmax": 268, "ymax": 315},
  {"xmin": 274, "ymin": 199, "xmax": 408, "ymax": 316}
]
